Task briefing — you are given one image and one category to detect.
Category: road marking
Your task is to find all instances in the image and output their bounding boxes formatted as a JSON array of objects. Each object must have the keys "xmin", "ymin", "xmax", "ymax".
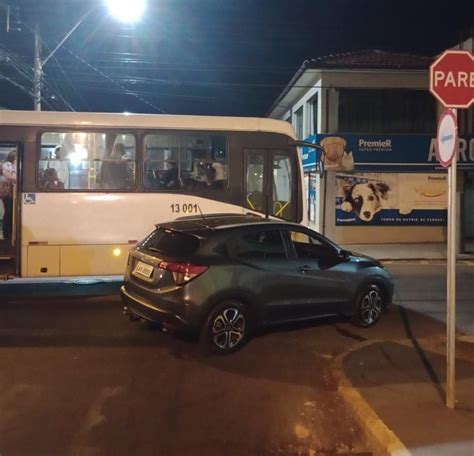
[
  {"xmin": 457, "ymin": 334, "xmax": 474, "ymax": 344},
  {"xmin": 294, "ymin": 423, "xmax": 311, "ymax": 439},
  {"xmin": 331, "ymin": 340, "xmax": 411, "ymax": 456}
]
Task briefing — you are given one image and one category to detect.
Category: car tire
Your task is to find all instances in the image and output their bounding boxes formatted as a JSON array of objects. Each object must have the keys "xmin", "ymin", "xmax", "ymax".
[
  {"xmin": 352, "ymin": 284, "xmax": 384, "ymax": 327},
  {"xmin": 201, "ymin": 300, "xmax": 250, "ymax": 354}
]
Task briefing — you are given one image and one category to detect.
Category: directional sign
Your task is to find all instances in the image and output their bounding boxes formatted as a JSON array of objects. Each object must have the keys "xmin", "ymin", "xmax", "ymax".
[
  {"xmin": 436, "ymin": 109, "xmax": 458, "ymax": 168},
  {"xmin": 429, "ymin": 50, "xmax": 474, "ymax": 108}
]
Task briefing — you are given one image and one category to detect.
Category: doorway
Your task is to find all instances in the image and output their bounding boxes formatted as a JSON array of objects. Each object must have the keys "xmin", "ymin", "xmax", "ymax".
[
  {"xmin": 0, "ymin": 143, "xmax": 19, "ymax": 277},
  {"xmin": 462, "ymin": 171, "xmax": 474, "ymax": 253}
]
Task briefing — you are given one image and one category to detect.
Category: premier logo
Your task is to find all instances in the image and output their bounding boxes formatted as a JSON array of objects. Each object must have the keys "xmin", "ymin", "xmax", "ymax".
[
  {"xmin": 359, "ymin": 139, "xmax": 392, "ymax": 148},
  {"xmin": 358, "ymin": 139, "xmax": 392, "ymax": 151}
]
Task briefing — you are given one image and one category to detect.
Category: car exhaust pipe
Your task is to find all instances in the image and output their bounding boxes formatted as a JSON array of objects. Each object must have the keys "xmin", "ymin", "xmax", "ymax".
[
  {"xmin": 123, "ymin": 306, "xmax": 140, "ymax": 322},
  {"xmin": 161, "ymin": 321, "xmax": 176, "ymax": 333}
]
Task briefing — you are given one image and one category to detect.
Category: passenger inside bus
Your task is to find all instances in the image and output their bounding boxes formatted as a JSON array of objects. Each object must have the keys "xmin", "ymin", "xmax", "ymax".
[
  {"xmin": 98, "ymin": 143, "xmax": 133, "ymax": 189},
  {"xmin": 1, "ymin": 149, "xmax": 16, "ymax": 241},
  {"xmin": 162, "ymin": 158, "xmax": 180, "ymax": 189},
  {"xmin": 49, "ymin": 145, "xmax": 70, "ymax": 188},
  {"xmin": 40, "ymin": 168, "xmax": 65, "ymax": 190},
  {"xmin": 200, "ymin": 165, "xmax": 224, "ymax": 190}
]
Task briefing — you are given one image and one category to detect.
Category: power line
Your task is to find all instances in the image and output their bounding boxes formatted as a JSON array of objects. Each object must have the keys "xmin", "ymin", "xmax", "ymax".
[
  {"xmin": 0, "ymin": 74, "xmax": 55, "ymax": 110},
  {"xmin": 64, "ymin": 84, "xmax": 217, "ymax": 101},
  {"xmin": 39, "ymin": 72, "xmax": 432, "ymax": 92},
  {"xmin": 64, "ymin": 46, "xmax": 166, "ymax": 113},
  {"xmin": 0, "ymin": 49, "xmax": 64, "ymax": 111},
  {"xmin": 43, "ymin": 37, "xmax": 93, "ymax": 111}
]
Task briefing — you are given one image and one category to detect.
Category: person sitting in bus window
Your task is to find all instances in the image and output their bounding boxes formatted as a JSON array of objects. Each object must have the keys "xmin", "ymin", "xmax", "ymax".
[
  {"xmin": 162, "ymin": 158, "xmax": 180, "ymax": 189},
  {"xmin": 98, "ymin": 143, "xmax": 133, "ymax": 189},
  {"xmin": 198, "ymin": 165, "xmax": 224, "ymax": 190},
  {"xmin": 41, "ymin": 168, "xmax": 65, "ymax": 190},
  {"xmin": 144, "ymin": 166, "xmax": 160, "ymax": 189},
  {"xmin": 48, "ymin": 145, "xmax": 70, "ymax": 188}
]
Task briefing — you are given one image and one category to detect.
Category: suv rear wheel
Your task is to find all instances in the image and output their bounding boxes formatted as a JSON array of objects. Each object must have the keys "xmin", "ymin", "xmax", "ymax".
[{"xmin": 201, "ymin": 300, "xmax": 249, "ymax": 354}]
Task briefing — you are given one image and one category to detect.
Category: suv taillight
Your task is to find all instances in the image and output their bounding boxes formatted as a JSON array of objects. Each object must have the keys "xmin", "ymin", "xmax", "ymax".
[{"xmin": 159, "ymin": 261, "xmax": 208, "ymax": 285}]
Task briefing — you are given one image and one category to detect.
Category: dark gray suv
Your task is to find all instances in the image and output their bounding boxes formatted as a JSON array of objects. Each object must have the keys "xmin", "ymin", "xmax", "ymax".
[{"xmin": 121, "ymin": 214, "xmax": 394, "ymax": 354}]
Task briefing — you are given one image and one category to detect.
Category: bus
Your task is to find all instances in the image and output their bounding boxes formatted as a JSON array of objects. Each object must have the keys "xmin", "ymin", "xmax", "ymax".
[{"xmin": 0, "ymin": 111, "xmax": 307, "ymax": 280}]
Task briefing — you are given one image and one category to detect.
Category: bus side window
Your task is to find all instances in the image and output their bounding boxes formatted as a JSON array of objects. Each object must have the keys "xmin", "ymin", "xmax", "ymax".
[
  {"xmin": 245, "ymin": 151, "xmax": 265, "ymax": 212},
  {"xmin": 271, "ymin": 153, "xmax": 294, "ymax": 220},
  {"xmin": 143, "ymin": 133, "xmax": 228, "ymax": 191},
  {"xmin": 39, "ymin": 132, "xmax": 136, "ymax": 191}
]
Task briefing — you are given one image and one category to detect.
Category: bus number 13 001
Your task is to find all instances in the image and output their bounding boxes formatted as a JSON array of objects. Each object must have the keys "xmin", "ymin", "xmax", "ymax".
[{"xmin": 170, "ymin": 203, "xmax": 200, "ymax": 214}]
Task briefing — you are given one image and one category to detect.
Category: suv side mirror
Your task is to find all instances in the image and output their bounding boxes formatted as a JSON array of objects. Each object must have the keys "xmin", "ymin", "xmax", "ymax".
[{"xmin": 338, "ymin": 249, "xmax": 350, "ymax": 261}]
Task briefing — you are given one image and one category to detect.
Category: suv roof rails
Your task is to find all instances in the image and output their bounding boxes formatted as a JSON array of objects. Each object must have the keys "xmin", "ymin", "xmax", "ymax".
[{"xmin": 174, "ymin": 212, "xmax": 261, "ymax": 221}]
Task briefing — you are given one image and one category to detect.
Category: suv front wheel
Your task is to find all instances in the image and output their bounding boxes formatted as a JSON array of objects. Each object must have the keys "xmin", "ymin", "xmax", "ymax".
[
  {"xmin": 352, "ymin": 284, "xmax": 384, "ymax": 327},
  {"xmin": 201, "ymin": 300, "xmax": 250, "ymax": 354}
]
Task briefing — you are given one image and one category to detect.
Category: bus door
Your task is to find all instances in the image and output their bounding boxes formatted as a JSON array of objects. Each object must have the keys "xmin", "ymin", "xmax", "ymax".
[
  {"xmin": 0, "ymin": 143, "xmax": 20, "ymax": 278},
  {"xmin": 244, "ymin": 149, "xmax": 296, "ymax": 221}
]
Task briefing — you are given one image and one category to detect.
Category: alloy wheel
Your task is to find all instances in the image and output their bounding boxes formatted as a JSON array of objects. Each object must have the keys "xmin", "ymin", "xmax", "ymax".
[
  {"xmin": 212, "ymin": 307, "xmax": 246, "ymax": 350},
  {"xmin": 360, "ymin": 289, "xmax": 382, "ymax": 325}
]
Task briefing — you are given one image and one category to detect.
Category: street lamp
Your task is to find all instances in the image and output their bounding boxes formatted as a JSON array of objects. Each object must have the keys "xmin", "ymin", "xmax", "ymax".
[{"xmin": 106, "ymin": 0, "xmax": 146, "ymax": 23}]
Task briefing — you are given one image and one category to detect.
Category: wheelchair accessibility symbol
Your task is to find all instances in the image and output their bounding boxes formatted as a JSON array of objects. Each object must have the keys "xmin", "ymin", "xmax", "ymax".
[{"xmin": 23, "ymin": 193, "xmax": 36, "ymax": 205}]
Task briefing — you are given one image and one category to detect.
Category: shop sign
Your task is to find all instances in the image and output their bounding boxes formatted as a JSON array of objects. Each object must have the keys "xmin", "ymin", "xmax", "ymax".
[
  {"xmin": 302, "ymin": 134, "xmax": 474, "ymax": 172},
  {"xmin": 335, "ymin": 172, "xmax": 447, "ymax": 226}
]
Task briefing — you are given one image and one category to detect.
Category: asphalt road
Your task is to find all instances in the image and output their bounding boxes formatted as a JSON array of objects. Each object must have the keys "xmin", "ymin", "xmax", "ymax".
[{"xmin": 0, "ymin": 263, "xmax": 472, "ymax": 456}]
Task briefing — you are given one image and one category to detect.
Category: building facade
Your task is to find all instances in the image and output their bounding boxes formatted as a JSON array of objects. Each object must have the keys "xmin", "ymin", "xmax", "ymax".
[{"xmin": 267, "ymin": 47, "xmax": 474, "ymax": 257}]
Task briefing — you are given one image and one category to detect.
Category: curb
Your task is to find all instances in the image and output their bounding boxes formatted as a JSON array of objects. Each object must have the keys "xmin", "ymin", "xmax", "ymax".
[
  {"xmin": 457, "ymin": 334, "xmax": 474, "ymax": 344},
  {"xmin": 331, "ymin": 339, "xmax": 411, "ymax": 456},
  {"xmin": 381, "ymin": 259, "xmax": 474, "ymax": 264}
]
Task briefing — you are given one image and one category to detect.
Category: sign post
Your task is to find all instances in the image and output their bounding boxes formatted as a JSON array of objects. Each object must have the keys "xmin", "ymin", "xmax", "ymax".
[
  {"xmin": 435, "ymin": 108, "xmax": 458, "ymax": 408},
  {"xmin": 447, "ymin": 133, "xmax": 457, "ymax": 409},
  {"xmin": 430, "ymin": 47, "xmax": 473, "ymax": 408}
]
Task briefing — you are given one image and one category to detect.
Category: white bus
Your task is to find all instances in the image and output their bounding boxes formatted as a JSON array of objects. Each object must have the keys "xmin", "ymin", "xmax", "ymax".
[{"xmin": 0, "ymin": 111, "xmax": 307, "ymax": 280}]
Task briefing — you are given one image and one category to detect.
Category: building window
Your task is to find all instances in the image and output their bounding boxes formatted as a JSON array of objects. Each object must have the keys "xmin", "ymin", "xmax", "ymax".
[
  {"xmin": 338, "ymin": 89, "xmax": 436, "ymax": 134},
  {"xmin": 294, "ymin": 107, "xmax": 303, "ymax": 140}
]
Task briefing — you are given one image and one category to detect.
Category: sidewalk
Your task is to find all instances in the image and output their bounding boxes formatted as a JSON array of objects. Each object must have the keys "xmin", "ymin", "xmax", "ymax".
[
  {"xmin": 339, "ymin": 337, "xmax": 474, "ymax": 455},
  {"xmin": 341, "ymin": 243, "xmax": 474, "ymax": 261}
]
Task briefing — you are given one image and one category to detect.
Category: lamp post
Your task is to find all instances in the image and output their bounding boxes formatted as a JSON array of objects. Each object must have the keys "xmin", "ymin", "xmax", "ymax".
[
  {"xmin": 32, "ymin": 0, "xmax": 145, "ymax": 111},
  {"xmin": 106, "ymin": 0, "xmax": 146, "ymax": 23}
]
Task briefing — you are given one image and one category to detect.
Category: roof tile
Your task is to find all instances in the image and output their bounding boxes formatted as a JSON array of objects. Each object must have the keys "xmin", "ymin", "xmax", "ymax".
[{"xmin": 305, "ymin": 49, "xmax": 433, "ymax": 70}]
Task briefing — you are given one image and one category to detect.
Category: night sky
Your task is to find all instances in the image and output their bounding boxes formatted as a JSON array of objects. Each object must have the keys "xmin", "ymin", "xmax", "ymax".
[{"xmin": 0, "ymin": 0, "xmax": 473, "ymax": 116}]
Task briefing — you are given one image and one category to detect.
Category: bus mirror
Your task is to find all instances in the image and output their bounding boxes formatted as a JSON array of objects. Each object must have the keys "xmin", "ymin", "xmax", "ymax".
[{"xmin": 289, "ymin": 140, "xmax": 324, "ymax": 152}]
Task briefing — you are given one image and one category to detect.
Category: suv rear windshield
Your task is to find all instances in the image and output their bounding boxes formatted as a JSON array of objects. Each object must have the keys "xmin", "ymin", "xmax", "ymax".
[{"xmin": 140, "ymin": 227, "xmax": 200, "ymax": 257}]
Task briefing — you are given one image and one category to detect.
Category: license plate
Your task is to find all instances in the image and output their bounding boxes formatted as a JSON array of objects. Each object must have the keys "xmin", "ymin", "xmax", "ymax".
[{"xmin": 133, "ymin": 260, "xmax": 154, "ymax": 278}]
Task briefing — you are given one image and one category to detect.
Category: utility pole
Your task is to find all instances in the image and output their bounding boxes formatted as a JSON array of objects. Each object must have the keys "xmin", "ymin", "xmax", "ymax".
[
  {"xmin": 33, "ymin": 23, "xmax": 42, "ymax": 111},
  {"xmin": 31, "ymin": 7, "xmax": 94, "ymax": 111}
]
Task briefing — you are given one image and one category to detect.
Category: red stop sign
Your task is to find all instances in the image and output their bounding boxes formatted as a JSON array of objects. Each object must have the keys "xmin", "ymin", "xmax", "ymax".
[{"xmin": 429, "ymin": 50, "xmax": 474, "ymax": 108}]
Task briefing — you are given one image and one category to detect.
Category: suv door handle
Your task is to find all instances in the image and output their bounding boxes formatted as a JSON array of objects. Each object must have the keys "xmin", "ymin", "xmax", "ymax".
[{"xmin": 298, "ymin": 265, "xmax": 313, "ymax": 273}]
